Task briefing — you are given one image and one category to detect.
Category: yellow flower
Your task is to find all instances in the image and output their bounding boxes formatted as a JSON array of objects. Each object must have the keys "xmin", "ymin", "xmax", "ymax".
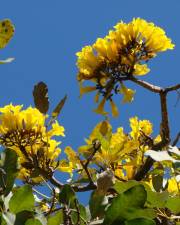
[
  {"xmin": 130, "ymin": 116, "xmax": 153, "ymax": 140},
  {"xmin": 64, "ymin": 146, "xmax": 80, "ymax": 168},
  {"xmin": 76, "ymin": 18, "xmax": 174, "ymax": 117},
  {"xmin": 79, "ymin": 83, "xmax": 97, "ymax": 97},
  {"xmin": 76, "ymin": 46, "xmax": 104, "ymax": 81},
  {"xmin": 58, "ymin": 161, "xmax": 73, "ymax": 176},
  {"xmin": 47, "ymin": 120, "xmax": 65, "ymax": 137},
  {"xmin": 110, "ymin": 100, "xmax": 119, "ymax": 117},
  {"xmin": 93, "ymin": 98, "xmax": 108, "ymax": 116},
  {"xmin": 93, "ymin": 38, "xmax": 119, "ymax": 62},
  {"xmin": 133, "ymin": 64, "xmax": 150, "ymax": 76},
  {"xmin": 119, "ymin": 84, "xmax": 135, "ymax": 103},
  {"xmin": 108, "ymin": 18, "xmax": 174, "ymax": 59},
  {"xmin": 167, "ymin": 178, "xmax": 180, "ymax": 195}
]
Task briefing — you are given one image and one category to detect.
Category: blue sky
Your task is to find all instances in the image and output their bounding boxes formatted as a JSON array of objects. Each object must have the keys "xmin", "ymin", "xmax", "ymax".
[{"xmin": 1, "ymin": 0, "xmax": 180, "ymax": 203}]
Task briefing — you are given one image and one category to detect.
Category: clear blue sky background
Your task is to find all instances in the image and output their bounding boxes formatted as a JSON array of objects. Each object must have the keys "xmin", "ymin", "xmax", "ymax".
[{"xmin": 0, "ymin": 0, "xmax": 179, "ymax": 203}]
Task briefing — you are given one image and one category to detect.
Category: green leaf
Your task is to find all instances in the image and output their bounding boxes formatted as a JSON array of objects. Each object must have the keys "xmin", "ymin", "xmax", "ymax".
[
  {"xmin": 152, "ymin": 174, "xmax": 163, "ymax": 192},
  {"xmin": 9, "ymin": 185, "xmax": 35, "ymax": 214},
  {"xmin": 0, "ymin": 149, "xmax": 18, "ymax": 196},
  {"xmin": 25, "ymin": 218, "xmax": 42, "ymax": 225},
  {"xmin": 0, "ymin": 213, "xmax": 7, "ymax": 225},
  {"xmin": 33, "ymin": 82, "xmax": 49, "ymax": 114},
  {"xmin": 47, "ymin": 211, "xmax": 64, "ymax": 225},
  {"xmin": 59, "ymin": 184, "xmax": 76, "ymax": 206},
  {"xmin": 124, "ymin": 218, "xmax": 156, "ymax": 225},
  {"xmin": 103, "ymin": 185, "xmax": 156, "ymax": 225},
  {"xmin": 89, "ymin": 190, "xmax": 108, "ymax": 219},
  {"xmin": 166, "ymin": 196, "xmax": 180, "ymax": 214},
  {"xmin": 113, "ymin": 180, "xmax": 139, "ymax": 194},
  {"xmin": 71, "ymin": 204, "xmax": 87, "ymax": 225},
  {"xmin": 14, "ymin": 211, "xmax": 34, "ymax": 225},
  {"xmin": 52, "ymin": 95, "xmax": 67, "ymax": 118}
]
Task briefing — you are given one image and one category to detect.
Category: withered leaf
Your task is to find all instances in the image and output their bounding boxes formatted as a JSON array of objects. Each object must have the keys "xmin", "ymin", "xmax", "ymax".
[
  {"xmin": 52, "ymin": 95, "xmax": 67, "ymax": 118},
  {"xmin": 33, "ymin": 82, "xmax": 49, "ymax": 114}
]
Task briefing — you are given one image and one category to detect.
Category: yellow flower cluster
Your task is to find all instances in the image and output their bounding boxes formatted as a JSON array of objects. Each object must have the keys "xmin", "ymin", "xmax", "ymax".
[
  {"xmin": 76, "ymin": 18, "xmax": 174, "ymax": 117},
  {"xmin": 66, "ymin": 117, "xmax": 155, "ymax": 181},
  {"xmin": 0, "ymin": 104, "xmax": 65, "ymax": 182}
]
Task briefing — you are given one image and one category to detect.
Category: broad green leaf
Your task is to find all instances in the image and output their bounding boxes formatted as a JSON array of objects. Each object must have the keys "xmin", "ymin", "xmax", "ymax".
[
  {"xmin": 52, "ymin": 95, "xmax": 67, "ymax": 118},
  {"xmin": 33, "ymin": 82, "xmax": 49, "ymax": 114},
  {"xmin": 103, "ymin": 185, "xmax": 155, "ymax": 225},
  {"xmin": 89, "ymin": 190, "xmax": 108, "ymax": 219},
  {"xmin": 145, "ymin": 189, "xmax": 168, "ymax": 208},
  {"xmin": 113, "ymin": 180, "xmax": 139, "ymax": 194},
  {"xmin": 25, "ymin": 218, "xmax": 42, "ymax": 225},
  {"xmin": 47, "ymin": 211, "xmax": 64, "ymax": 225},
  {"xmin": 59, "ymin": 184, "xmax": 76, "ymax": 206},
  {"xmin": 0, "ymin": 149, "xmax": 18, "ymax": 196},
  {"xmin": 166, "ymin": 197, "xmax": 180, "ymax": 214},
  {"xmin": 9, "ymin": 185, "xmax": 35, "ymax": 214},
  {"xmin": 124, "ymin": 218, "xmax": 156, "ymax": 225},
  {"xmin": 14, "ymin": 211, "xmax": 33, "ymax": 225}
]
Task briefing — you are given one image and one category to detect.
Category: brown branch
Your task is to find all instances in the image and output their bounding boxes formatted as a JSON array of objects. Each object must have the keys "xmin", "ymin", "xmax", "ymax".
[
  {"xmin": 130, "ymin": 76, "xmax": 161, "ymax": 93},
  {"xmin": 46, "ymin": 188, "xmax": 56, "ymax": 216},
  {"xmin": 73, "ymin": 182, "xmax": 97, "ymax": 192},
  {"xmin": 164, "ymin": 83, "xmax": 180, "ymax": 93},
  {"xmin": 134, "ymin": 141, "xmax": 165, "ymax": 181},
  {"xmin": 159, "ymin": 90, "xmax": 170, "ymax": 143}
]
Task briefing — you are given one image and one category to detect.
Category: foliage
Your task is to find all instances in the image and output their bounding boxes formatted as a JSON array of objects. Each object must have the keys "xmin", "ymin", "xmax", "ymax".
[{"xmin": 0, "ymin": 18, "xmax": 180, "ymax": 225}]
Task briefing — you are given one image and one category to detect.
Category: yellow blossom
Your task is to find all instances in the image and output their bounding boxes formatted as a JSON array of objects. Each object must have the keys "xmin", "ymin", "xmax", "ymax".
[
  {"xmin": 119, "ymin": 84, "xmax": 135, "ymax": 103},
  {"xmin": 133, "ymin": 64, "xmax": 150, "ymax": 76},
  {"xmin": 76, "ymin": 46, "xmax": 104, "ymax": 81},
  {"xmin": 93, "ymin": 98, "xmax": 108, "ymax": 116},
  {"xmin": 47, "ymin": 120, "xmax": 65, "ymax": 137},
  {"xmin": 167, "ymin": 178, "xmax": 180, "ymax": 194},
  {"xmin": 130, "ymin": 116, "xmax": 153, "ymax": 140},
  {"xmin": 76, "ymin": 18, "xmax": 174, "ymax": 117},
  {"xmin": 110, "ymin": 100, "xmax": 119, "ymax": 117}
]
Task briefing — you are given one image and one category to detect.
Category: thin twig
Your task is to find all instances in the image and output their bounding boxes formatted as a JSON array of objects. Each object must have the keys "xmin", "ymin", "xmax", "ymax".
[
  {"xmin": 46, "ymin": 188, "xmax": 56, "ymax": 216},
  {"xmin": 164, "ymin": 83, "xmax": 180, "ymax": 93},
  {"xmin": 172, "ymin": 132, "xmax": 180, "ymax": 146}
]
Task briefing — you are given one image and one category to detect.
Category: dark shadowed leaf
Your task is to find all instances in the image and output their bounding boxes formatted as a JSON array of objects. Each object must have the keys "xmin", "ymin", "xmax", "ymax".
[
  {"xmin": 152, "ymin": 174, "xmax": 163, "ymax": 192},
  {"xmin": 52, "ymin": 95, "xmax": 67, "ymax": 118},
  {"xmin": 9, "ymin": 185, "xmax": 35, "ymax": 214},
  {"xmin": 0, "ymin": 149, "xmax": 18, "ymax": 196},
  {"xmin": 14, "ymin": 211, "xmax": 33, "ymax": 225},
  {"xmin": 59, "ymin": 184, "xmax": 76, "ymax": 206},
  {"xmin": 33, "ymin": 82, "xmax": 49, "ymax": 114},
  {"xmin": 89, "ymin": 190, "xmax": 108, "ymax": 219}
]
